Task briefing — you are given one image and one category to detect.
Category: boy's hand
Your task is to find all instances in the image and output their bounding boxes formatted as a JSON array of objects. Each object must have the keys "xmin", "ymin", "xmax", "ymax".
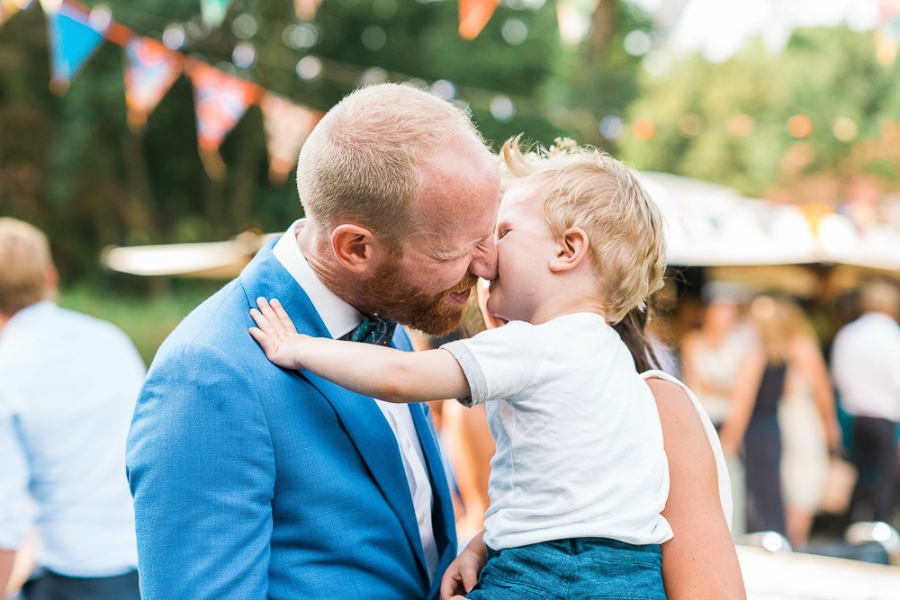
[
  {"xmin": 249, "ymin": 297, "xmax": 308, "ymax": 370},
  {"xmin": 440, "ymin": 531, "xmax": 487, "ymax": 600}
]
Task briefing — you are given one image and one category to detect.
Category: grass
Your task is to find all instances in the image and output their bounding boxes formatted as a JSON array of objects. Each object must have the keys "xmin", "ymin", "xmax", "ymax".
[{"xmin": 59, "ymin": 285, "xmax": 217, "ymax": 366}]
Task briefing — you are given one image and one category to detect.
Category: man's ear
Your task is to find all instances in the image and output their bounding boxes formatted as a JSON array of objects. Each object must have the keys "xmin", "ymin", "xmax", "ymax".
[
  {"xmin": 549, "ymin": 227, "xmax": 590, "ymax": 273},
  {"xmin": 331, "ymin": 224, "xmax": 379, "ymax": 274}
]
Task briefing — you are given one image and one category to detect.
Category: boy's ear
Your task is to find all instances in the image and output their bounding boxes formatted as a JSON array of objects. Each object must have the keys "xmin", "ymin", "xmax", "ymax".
[
  {"xmin": 331, "ymin": 224, "xmax": 380, "ymax": 274},
  {"xmin": 549, "ymin": 227, "xmax": 590, "ymax": 273}
]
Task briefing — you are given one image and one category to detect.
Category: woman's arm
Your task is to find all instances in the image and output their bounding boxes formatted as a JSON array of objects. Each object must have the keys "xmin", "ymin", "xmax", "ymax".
[
  {"xmin": 793, "ymin": 338, "xmax": 841, "ymax": 452},
  {"xmin": 717, "ymin": 349, "xmax": 766, "ymax": 457},
  {"xmin": 250, "ymin": 298, "xmax": 470, "ymax": 403},
  {"xmin": 646, "ymin": 378, "xmax": 746, "ymax": 600}
]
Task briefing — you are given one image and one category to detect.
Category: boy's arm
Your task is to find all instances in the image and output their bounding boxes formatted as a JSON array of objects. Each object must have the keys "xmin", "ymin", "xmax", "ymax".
[{"xmin": 250, "ymin": 297, "xmax": 470, "ymax": 403}]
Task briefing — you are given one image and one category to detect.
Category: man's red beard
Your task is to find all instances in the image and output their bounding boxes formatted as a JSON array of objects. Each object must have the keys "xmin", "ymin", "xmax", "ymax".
[{"xmin": 353, "ymin": 260, "xmax": 478, "ymax": 336}]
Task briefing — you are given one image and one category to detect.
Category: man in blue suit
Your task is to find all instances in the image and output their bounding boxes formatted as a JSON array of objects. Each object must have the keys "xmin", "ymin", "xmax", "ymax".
[{"xmin": 126, "ymin": 83, "xmax": 500, "ymax": 599}]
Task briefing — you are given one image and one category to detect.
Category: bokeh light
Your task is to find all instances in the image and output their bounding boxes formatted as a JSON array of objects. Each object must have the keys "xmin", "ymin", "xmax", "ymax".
[
  {"xmin": 431, "ymin": 79, "xmax": 456, "ymax": 101},
  {"xmin": 623, "ymin": 30, "xmax": 652, "ymax": 57},
  {"xmin": 296, "ymin": 56, "xmax": 322, "ymax": 81},
  {"xmin": 162, "ymin": 25, "xmax": 186, "ymax": 50},
  {"xmin": 600, "ymin": 115, "xmax": 624, "ymax": 139},
  {"xmin": 632, "ymin": 117, "xmax": 656, "ymax": 141},
  {"xmin": 729, "ymin": 113, "xmax": 754, "ymax": 137},
  {"xmin": 362, "ymin": 25, "xmax": 387, "ymax": 51},
  {"xmin": 678, "ymin": 114, "xmax": 702, "ymax": 137},
  {"xmin": 88, "ymin": 5, "xmax": 112, "ymax": 33},
  {"xmin": 501, "ymin": 18, "xmax": 528, "ymax": 45},
  {"xmin": 787, "ymin": 114, "xmax": 814, "ymax": 138},
  {"xmin": 373, "ymin": 0, "xmax": 398, "ymax": 19},
  {"xmin": 832, "ymin": 117, "xmax": 857, "ymax": 142},
  {"xmin": 232, "ymin": 43, "xmax": 256, "ymax": 69},
  {"xmin": 232, "ymin": 14, "xmax": 258, "ymax": 40},
  {"xmin": 490, "ymin": 96, "xmax": 515, "ymax": 121}
]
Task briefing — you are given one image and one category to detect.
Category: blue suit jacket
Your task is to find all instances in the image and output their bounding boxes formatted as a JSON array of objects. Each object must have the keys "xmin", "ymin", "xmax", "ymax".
[{"xmin": 126, "ymin": 241, "xmax": 457, "ymax": 599}]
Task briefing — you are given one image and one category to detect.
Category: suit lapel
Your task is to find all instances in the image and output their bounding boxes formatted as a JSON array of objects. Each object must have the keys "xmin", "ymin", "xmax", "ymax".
[
  {"xmin": 241, "ymin": 242, "xmax": 431, "ymax": 580},
  {"xmin": 392, "ymin": 329, "xmax": 458, "ymax": 596}
]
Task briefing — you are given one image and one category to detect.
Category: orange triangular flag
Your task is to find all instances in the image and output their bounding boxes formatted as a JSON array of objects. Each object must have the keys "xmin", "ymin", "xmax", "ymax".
[
  {"xmin": 294, "ymin": 0, "xmax": 323, "ymax": 21},
  {"xmin": 459, "ymin": 0, "xmax": 501, "ymax": 40},
  {"xmin": 260, "ymin": 93, "xmax": 322, "ymax": 184}
]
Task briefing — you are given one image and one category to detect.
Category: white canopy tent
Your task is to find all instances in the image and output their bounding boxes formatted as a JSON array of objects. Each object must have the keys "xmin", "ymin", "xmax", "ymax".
[
  {"xmin": 101, "ymin": 172, "xmax": 900, "ymax": 280},
  {"xmin": 640, "ymin": 171, "xmax": 900, "ymax": 273}
]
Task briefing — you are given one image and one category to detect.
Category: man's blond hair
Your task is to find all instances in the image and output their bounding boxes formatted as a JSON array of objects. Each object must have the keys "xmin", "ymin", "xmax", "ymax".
[
  {"xmin": 500, "ymin": 138, "xmax": 666, "ymax": 323},
  {"xmin": 296, "ymin": 83, "xmax": 482, "ymax": 246},
  {"xmin": 0, "ymin": 218, "xmax": 55, "ymax": 315}
]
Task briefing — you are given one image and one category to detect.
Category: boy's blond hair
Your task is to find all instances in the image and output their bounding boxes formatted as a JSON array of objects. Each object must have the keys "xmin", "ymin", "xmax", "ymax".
[
  {"xmin": 500, "ymin": 137, "xmax": 666, "ymax": 323},
  {"xmin": 0, "ymin": 218, "xmax": 55, "ymax": 315},
  {"xmin": 296, "ymin": 83, "xmax": 482, "ymax": 247}
]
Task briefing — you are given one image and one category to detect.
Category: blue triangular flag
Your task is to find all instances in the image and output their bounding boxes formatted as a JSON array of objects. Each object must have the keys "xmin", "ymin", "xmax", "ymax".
[{"xmin": 45, "ymin": 1, "xmax": 105, "ymax": 93}]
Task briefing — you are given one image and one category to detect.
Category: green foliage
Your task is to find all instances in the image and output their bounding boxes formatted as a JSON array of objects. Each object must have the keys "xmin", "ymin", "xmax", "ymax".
[
  {"xmin": 0, "ymin": 0, "xmax": 643, "ymax": 288},
  {"xmin": 618, "ymin": 27, "xmax": 900, "ymax": 198},
  {"xmin": 59, "ymin": 283, "xmax": 217, "ymax": 364}
]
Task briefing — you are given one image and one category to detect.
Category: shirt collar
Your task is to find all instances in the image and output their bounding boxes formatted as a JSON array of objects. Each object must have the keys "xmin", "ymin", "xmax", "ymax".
[
  {"xmin": 1, "ymin": 301, "xmax": 55, "ymax": 338},
  {"xmin": 272, "ymin": 219, "xmax": 363, "ymax": 339}
]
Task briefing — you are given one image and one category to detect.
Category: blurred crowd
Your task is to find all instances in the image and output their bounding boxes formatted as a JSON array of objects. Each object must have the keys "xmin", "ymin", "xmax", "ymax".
[{"xmin": 4, "ymin": 215, "xmax": 900, "ymax": 598}]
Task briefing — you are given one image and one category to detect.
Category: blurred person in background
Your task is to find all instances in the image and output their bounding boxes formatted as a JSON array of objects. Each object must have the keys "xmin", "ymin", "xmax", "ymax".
[
  {"xmin": 719, "ymin": 296, "xmax": 839, "ymax": 539},
  {"xmin": 777, "ymin": 300, "xmax": 841, "ymax": 549},
  {"xmin": 720, "ymin": 296, "xmax": 790, "ymax": 535},
  {"xmin": 0, "ymin": 218, "xmax": 145, "ymax": 600},
  {"xmin": 681, "ymin": 283, "xmax": 753, "ymax": 535},
  {"xmin": 831, "ymin": 279, "xmax": 900, "ymax": 525},
  {"xmin": 681, "ymin": 284, "xmax": 749, "ymax": 428}
]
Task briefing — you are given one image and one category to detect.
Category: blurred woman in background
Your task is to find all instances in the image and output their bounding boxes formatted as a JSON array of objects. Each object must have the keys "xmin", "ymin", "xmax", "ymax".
[
  {"xmin": 778, "ymin": 300, "xmax": 841, "ymax": 549},
  {"xmin": 720, "ymin": 295, "xmax": 789, "ymax": 535},
  {"xmin": 719, "ymin": 296, "xmax": 838, "ymax": 540}
]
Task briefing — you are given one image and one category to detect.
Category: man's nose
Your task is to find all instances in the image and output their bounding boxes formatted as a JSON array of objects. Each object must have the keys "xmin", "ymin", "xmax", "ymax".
[{"xmin": 469, "ymin": 239, "xmax": 498, "ymax": 281}]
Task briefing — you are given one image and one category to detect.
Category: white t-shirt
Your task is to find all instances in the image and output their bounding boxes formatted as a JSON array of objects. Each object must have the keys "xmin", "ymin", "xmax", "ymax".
[{"xmin": 442, "ymin": 313, "xmax": 672, "ymax": 551}]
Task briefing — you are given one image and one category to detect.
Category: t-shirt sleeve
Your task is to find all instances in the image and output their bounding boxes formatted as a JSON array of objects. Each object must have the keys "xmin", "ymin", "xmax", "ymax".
[{"xmin": 441, "ymin": 321, "xmax": 546, "ymax": 407}]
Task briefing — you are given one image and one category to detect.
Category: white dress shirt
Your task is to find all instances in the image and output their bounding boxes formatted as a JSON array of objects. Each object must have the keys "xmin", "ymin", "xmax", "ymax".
[
  {"xmin": 831, "ymin": 311, "xmax": 900, "ymax": 422},
  {"xmin": 0, "ymin": 302, "xmax": 145, "ymax": 576},
  {"xmin": 272, "ymin": 220, "xmax": 439, "ymax": 578}
]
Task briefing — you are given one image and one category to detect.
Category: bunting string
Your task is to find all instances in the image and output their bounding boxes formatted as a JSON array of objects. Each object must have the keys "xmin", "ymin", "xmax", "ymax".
[{"xmin": 14, "ymin": 0, "xmax": 323, "ymax": 180}]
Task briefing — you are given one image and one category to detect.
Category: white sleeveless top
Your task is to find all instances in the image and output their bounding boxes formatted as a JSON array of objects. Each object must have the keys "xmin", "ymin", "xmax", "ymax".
[{"xmin": 641, "ymin": 370, "xmax": 734, "ymax": 531}]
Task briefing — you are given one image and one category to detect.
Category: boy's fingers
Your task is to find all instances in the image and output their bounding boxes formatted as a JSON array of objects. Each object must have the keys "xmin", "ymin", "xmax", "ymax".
[
  {"xmin": 257, "ymin": 298, "xmax": 281, "ymax": 326},
  {"xmin": 248, "ymin": 327, "xmax": 269, "ymax": 349},
  {"xmin": 249, "ymin": 308, "xmax": 271, "ymax": 331},
  {"xmin": 270, "ymin": 299, "xmax": 297, "ymax": 334}
]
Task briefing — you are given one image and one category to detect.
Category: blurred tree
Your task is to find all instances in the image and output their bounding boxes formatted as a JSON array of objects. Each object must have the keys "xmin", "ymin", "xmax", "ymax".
[
  {"xmin": 0, "ymin": 0, "xmax": 644, "ymax": 284},
  {"xmin": 618, "ymin": 26, "xmax": 900, "ymax": 202}
]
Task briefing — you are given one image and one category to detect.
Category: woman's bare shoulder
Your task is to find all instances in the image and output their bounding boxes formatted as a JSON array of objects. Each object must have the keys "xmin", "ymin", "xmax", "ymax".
[
  {"xmin": 645, "ymin": 378, "xmax": 704, "ymax": 428},
  {"xmin": 644, "ymin": 376, "xmax": 717, "ymax": 468}
]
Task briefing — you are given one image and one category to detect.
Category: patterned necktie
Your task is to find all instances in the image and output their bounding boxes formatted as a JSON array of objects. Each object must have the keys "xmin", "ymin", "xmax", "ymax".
[{"xmin": 341, "ymin": 315, "xmax": 397, "ymax": 346}]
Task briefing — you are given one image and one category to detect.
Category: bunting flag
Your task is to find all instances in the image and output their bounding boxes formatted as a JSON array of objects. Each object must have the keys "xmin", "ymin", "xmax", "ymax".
[
  {"xmin": 0, "ymin": 0, "xmax": 28, "ymax": 30},
  {"xmin": 123, "ymin": 37, "xmax": 183, "ymax": 131},
  {"xmin": 459, "ymin": 0, "xmax": 501, "ymax": 40},
  {"xmin": 199, "ymin": 0, "xmax": 232, "ymax": 27},
  {"xmin": 260, "ymin": 93, "xmax": 322, "ymax": 184},
  {"xmin": 184, "ymin": 59, "xmax": 260, "ymax": 179},
  {"xmin": 43, "ymin": 0, "xmax": 105, "ymax": 94},
  {"xmin": 294, "ymin": 0, "xmax": 323, "ymax": 21}
]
